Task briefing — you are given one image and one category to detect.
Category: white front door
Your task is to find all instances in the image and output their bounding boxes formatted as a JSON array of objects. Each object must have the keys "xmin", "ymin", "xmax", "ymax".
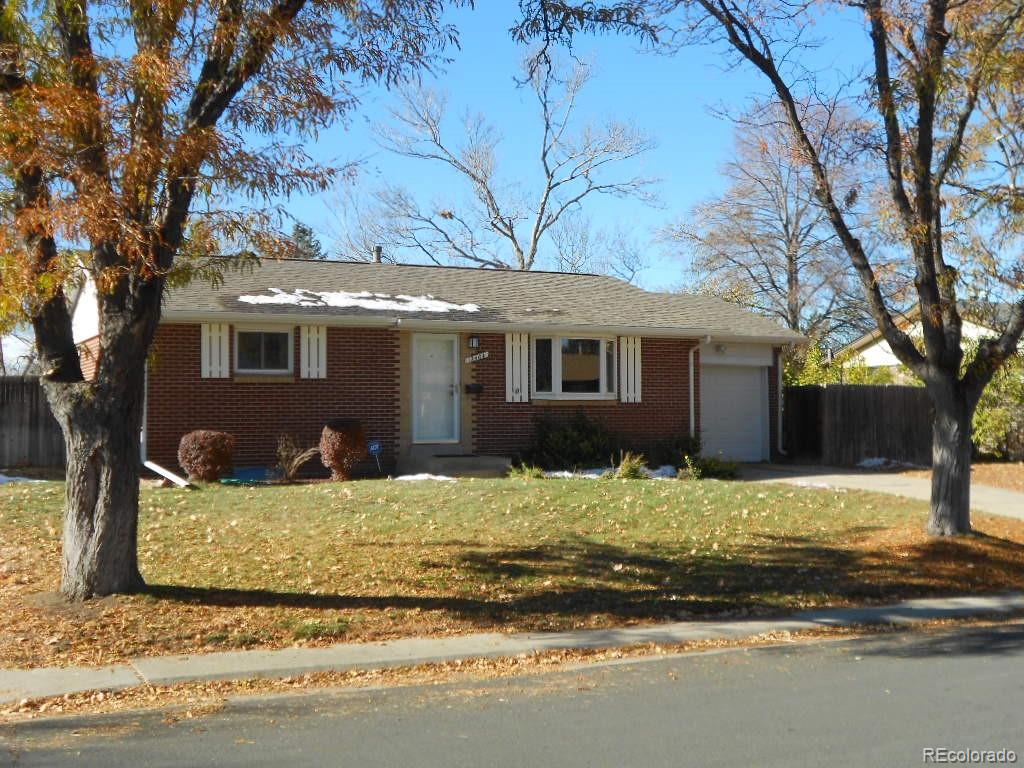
[{"xmin": 413, "ymin": 334, "xmax": 460, "ymax": 443}]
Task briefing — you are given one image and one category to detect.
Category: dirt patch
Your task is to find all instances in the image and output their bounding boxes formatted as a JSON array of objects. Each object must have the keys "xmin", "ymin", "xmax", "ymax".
[
  {"xmin": 905, "ymin": 462, "xmax": 1024, "ymax": 493},
  {"xmin": 970, "ymin": 463, "xmax": 1024, "ymax": 493},
  {"xmin": 23, "ymin": 592, "xmax": 118, "ymax": 620}
]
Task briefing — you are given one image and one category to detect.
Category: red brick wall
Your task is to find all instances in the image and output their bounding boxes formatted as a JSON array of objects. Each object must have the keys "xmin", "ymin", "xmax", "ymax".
[
  {"xmin": 469, "ymin": 333, "xmax": 700, "ymax": 458},
  {"xmin": 145, "ymin": 324, "xmax": 400, "ymax": 475},
  {"xmin": 146, "ymin": 324, "xmax": 727, "ymax": 472},
  {"xmin": 78, "ymin": 336, "xmax": 101, "ymax": 381}
]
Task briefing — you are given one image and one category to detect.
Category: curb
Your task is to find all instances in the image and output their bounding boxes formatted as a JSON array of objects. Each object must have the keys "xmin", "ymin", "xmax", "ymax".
[{"xmin": 3, "ymin": 593, "xmax": 1023, "ymax": 704}]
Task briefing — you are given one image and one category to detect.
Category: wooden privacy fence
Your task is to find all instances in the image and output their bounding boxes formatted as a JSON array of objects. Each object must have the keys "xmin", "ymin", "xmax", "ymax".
[
  {"xmin": 0, "ymin": 377, "xmax": 65, "ymax": 468},
  {"xmin": 784, "ymin": 384, "xmax": 933, "ymax": 467}
]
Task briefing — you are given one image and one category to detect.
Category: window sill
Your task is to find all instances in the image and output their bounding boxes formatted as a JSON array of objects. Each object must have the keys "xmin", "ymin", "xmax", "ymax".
[
  {"xmin": 233, "ymin": 373, "xmax": 295, "ymax": 383},
  {"xmin": 532, "ymin": 396, "xmax": 619, "ymax": 406}
]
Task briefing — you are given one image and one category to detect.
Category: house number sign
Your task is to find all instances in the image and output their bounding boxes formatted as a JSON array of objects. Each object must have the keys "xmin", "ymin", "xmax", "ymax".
[{"xmin": 464, "ymin": 351, "xmax": 490, "ymax": 364}]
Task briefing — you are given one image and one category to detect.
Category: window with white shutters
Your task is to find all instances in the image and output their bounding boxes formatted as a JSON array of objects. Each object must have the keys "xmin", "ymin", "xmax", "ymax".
[
  {"xmin": 235, "ymin": 328, "xmax": 293, "ymax": 374},
  {"xmin": 530, "ymin": 336, "xmax": 617, "ymax": 399}
]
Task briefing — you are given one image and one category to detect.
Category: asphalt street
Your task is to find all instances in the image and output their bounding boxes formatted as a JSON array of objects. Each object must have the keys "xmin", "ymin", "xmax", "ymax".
[{"xmin": 3, "ymin": 622, "xmax": 1023, "ymax": 768}]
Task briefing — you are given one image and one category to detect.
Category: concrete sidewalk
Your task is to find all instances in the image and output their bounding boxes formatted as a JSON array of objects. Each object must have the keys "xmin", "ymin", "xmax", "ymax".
[
  {"xmin": 741, "ymin": 464, "xmax": 1024, "ymax": 521},
  {"xmin": 2, "ymin": 593, "xmax": 1022, "ymax": 705}
]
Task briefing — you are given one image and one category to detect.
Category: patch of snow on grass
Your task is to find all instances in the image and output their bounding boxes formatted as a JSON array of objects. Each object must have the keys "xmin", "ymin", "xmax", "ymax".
[
  {"xmin": 0, "ymin": 472, "xmax": 41, "ymax": 485},
  {"xmin": 392, "ymin": 473, "xmax": 456, "ymax": 482},
  {"xmin": 856, "ymin": 457, "xmax": 924, "ymax": 470},
  {"xmin": 857, "ymin": 457, "xmax": 891, "ymax": 469},
  {"xmin": 238, "ymin": 288, "xmax": 479, "ymax": 313},
  {"xmin": 544, "ymin": 465, "xmax": 679, "ymax": 480},
  {"xmin": 791, "ymin": 480, "xmax": 849, "ymax": 491},
  {"xmin": 543, "ymin": 468, "xmax": 612, "ymax": 479},
  {"xmin": 646, "ymin": 464, "xmax": 678, "ymax": 479}
]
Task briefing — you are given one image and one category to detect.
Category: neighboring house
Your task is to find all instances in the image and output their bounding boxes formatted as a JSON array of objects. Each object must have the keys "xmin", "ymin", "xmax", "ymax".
[
  {"xmin": 71, "ymin": 259, "xmax": 804, "ymax": 474},
  {"xmin": 844, "ymin": 303, "xmax": 1008, "ymax": 376}
]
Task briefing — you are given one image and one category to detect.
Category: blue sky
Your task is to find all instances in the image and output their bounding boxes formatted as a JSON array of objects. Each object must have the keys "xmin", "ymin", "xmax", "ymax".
[
  {"xmin": 3, "ymin": 4, "xmax": 872, "ymax": 369},
  {"xmin": 274, "ymin": 3, "xmax": 867, "ymax": 291},
  {"xmin": 281, "ymin": 4, "xmax": 762, "ymax": 291}
]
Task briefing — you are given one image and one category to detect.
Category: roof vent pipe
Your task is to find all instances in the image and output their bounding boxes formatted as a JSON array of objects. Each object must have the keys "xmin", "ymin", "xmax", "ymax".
[{"xmin": 372, "ymin": 245, "xmax": 383, "ymax": 263}]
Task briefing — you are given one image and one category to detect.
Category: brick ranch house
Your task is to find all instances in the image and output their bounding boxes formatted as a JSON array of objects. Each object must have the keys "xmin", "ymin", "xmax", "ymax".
[{"xmin": 71, "ymin": 259, "xmax": 804, "ymax": 475}]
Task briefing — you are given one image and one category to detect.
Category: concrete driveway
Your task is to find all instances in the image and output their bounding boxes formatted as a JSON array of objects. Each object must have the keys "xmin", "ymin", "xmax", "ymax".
[{"xmin": 741, "ymin": 464, "xmax": 1024, "ymax": 521}]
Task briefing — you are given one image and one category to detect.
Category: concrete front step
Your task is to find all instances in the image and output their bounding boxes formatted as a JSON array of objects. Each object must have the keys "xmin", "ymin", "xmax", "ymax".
[
  {"xmin": 400, "ymin": 453, "xmax": 512, "ymax": 478},
  {"xmin": 425, "ymin": 454, "xmax": 512, "ymax": 478}
]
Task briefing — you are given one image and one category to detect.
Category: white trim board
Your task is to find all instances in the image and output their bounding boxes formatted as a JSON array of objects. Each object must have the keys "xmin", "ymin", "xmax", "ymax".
[
  {"xmin": 163, "ymin": 310, "xmax": 805, "ymax": 345},
  {"xmin": 144, "ymin": 461, "xmax": 193, "ymax": 488}
]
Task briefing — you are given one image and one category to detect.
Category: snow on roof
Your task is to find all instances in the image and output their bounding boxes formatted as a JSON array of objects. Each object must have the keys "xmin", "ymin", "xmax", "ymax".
[{"xmin": 237, "ymin": 288, "xmax": 480, "ymax": 314}]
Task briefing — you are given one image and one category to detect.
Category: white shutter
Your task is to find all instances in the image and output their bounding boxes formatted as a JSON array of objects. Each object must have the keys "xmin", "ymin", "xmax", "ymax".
[
  {"xmin": 505, "ymin": 332, "xmax": 530, "ymax": 403},
  {"xmin": 200, "ymin": 323, "xmax": 230, "ymax": 378},
  {"xmin": 300, "ymin": 325, "xmax": 327, "ymax": 379},
  {"xmin": 619, "ymin": 336, "xmax": 642, "ymax": 403}
]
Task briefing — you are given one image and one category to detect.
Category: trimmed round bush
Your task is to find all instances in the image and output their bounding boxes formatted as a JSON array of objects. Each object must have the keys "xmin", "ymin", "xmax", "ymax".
[
  {"xmin": 320, "ymin": 420, "xmax": 367, "ymax": 481},
  {"xmin": 177, "ymin": 430, "xmax": 236, "ymax": 482}
]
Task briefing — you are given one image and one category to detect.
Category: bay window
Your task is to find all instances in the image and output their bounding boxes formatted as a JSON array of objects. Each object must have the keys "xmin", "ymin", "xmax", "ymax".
[{"xmin": 532, "ymin": 336, "xmax": 616, "ymax": 399}]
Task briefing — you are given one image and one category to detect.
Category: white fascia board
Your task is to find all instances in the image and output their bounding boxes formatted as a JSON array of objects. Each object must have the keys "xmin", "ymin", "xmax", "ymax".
[
  {"xmin": 703, "ymin": 333, "xmax": 806, "ymax": 346},
  {"xmin": 164, "ymin": 311, "xmax": 397, "ymax": 328},
  {"xmin": 391, "ymin": 319, "xmax": 714, "ymax": 338},
  {"xmin": 71, "ymin": 277, "xmax": 100, "ymax": 343},
  {"xmin": 700, "ymin": 341, "xmax": 775, "ymax": 367},
  {"xmin": 161, "ymin": 310, "xmax": 805, "ymax": 344}
]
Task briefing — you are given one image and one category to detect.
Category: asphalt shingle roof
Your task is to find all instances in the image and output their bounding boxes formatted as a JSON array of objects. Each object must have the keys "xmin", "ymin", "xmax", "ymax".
[{"xmin": 163, "ymin": 258, "xmax": 804, "ymax": 342}]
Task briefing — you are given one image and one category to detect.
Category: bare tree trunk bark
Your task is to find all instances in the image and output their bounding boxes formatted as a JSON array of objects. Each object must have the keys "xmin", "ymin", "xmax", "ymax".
[
  {"xmin": 927, "ymin": 380, "xmax": 975, "ymax": 536},
  {"xmin": 786, "ymin": 240, "xmax": 800, "ymax": 332},
  {"xmin": 46, "ymin": 369, "xmax": 147, "ymax": 600}
]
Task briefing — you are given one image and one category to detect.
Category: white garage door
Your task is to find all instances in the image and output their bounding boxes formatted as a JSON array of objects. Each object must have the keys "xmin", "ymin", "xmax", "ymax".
[{"xmin": 701, "ymin": 365, "xmax": 769, "ymax": 462}]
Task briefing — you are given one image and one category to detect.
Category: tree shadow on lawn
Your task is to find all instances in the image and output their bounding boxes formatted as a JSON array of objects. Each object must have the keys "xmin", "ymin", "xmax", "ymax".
[{"xmin": 141, "ymin": 530, "xmax": 1024, "ymax": 630}]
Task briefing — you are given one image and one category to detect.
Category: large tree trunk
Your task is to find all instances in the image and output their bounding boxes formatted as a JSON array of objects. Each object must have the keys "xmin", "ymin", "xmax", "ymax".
[
  {"xmin": 46, "ymin": 368, "xmax": 147, "ymax": 600},
  {"xmin": 927, "ymin": 380, "xmax": 975, "ymax": 536}
]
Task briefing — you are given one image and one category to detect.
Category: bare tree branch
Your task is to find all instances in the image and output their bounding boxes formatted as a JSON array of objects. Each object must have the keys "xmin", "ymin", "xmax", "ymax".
[
  {"xmin": 352, "ymin": 52, "xmax": 658, "ymax": 270},
  {"xmin": 667, "ymin": 104, "xmax": 875, "ymax": 344}
]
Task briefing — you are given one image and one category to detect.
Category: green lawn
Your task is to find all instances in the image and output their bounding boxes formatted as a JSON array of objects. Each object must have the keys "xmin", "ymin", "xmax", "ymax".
[{"xmin": 2, "ymin": 477, "xmax": 1023, "ymax": 668}]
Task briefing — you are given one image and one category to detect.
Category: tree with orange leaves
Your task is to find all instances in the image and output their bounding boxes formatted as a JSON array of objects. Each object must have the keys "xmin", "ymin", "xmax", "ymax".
[{"xmin": 0, "ymin": 0, "xmax": 463, "ymax": 600}]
